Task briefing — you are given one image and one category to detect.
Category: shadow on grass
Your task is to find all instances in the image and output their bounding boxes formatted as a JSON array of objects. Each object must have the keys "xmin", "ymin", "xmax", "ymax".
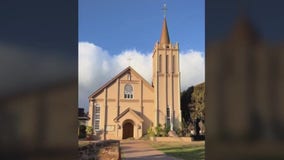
[{"xmin": 155, "ymin": 145, "xmax": 205, "ymax": 160}]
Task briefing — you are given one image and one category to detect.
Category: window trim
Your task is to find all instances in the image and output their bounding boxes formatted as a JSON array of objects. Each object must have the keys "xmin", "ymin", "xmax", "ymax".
[{"xmin": 94, "ymin": 104, "xmax": 100, "ymax": 131}]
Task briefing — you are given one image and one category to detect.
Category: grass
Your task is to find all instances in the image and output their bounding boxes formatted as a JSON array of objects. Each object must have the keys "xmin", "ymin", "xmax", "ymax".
[{"xmin": 150, "ymin": 141, "xmax": 205, "ymax": 160}]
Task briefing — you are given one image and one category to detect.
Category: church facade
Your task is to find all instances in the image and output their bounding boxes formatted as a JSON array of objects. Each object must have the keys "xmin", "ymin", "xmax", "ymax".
[{"xmin": 88, "ymin": 17, "xmax": 182, "ymax": 140}]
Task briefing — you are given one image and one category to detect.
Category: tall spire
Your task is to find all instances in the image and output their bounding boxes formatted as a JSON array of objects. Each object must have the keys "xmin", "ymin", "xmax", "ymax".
[{"xmin": 160, "ymin": 4, "xmax": 170, "ymax": 44}]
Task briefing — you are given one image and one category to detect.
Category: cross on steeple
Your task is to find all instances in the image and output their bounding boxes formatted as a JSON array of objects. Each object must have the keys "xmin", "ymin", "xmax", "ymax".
[
  {"xmin": 127, "ymin": 57, "xmax": 132, "ymax": 66},
  {"xmin": 162, "ymin": 3, "xmax": 167, "ymax": 17}
]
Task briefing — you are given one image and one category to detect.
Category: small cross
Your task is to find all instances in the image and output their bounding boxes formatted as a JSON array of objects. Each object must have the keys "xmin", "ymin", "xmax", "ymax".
[
  {"xmin": 162, "ymin": 3, "xmax": 167, "ymax": 17},
  {"xmin": 127, "ymin": 57, "xmax": 132, "ymax": 66}
]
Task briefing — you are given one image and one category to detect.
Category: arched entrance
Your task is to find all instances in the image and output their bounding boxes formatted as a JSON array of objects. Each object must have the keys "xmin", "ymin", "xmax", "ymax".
[{"xmin": 123, "ymin": 120, "xmax": 134, "ymax": 139}]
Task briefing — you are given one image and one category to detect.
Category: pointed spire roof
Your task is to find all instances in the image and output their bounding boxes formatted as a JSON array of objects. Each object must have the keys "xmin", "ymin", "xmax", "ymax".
[{"xmin": 160, "ymin": 17, "xmax": 170, "ymax": 44}]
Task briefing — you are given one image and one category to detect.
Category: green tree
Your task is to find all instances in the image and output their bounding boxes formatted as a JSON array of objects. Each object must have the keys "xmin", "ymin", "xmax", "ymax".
[
  {"xmin": 180, "ymin": 82, "xmax": 205, "ymax": 136},
  {"xmin": 180, "ymin": 86, "xmax": 194, "ymax": 124},
  {"xmin": 78, "ymin": 125, "xmax": 86, "ymax": 139},
  {"xmin": 189, "ymin": 83, "xmax": 205, "ymax": 122}
]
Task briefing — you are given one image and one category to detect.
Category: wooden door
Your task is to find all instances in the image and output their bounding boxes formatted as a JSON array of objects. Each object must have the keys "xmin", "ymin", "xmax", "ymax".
[{"xmin": 123, "ymin": 122, "xmax": 134, "ymax": 139}]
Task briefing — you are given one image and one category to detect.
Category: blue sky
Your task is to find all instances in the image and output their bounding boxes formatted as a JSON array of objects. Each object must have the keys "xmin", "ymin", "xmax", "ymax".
[
  {"xmin": 79, "ymin": 0, "xmax": 204, "ymax": 54},
  {"xmin": 78, "ymin": 0, "xmax": 205, "ymax": 109}
]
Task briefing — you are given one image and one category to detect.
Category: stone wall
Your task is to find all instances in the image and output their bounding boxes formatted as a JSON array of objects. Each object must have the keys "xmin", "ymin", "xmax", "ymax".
[
  {"xmin": 79, "ymin": 140, "xmax": 121, "ymax": 160},
  {"xmin": 150, "ymin": 137, "xmax": 192, "ymax": 142}
]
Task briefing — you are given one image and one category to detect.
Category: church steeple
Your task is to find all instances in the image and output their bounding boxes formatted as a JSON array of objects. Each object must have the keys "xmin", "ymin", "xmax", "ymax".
[
  {"xmin": 160, "ymin": 18, "xmax": 170, "ymax": 44},
  {"xmin": 152, "ymin": 4, "xmax": 181, "ymax": 130}
]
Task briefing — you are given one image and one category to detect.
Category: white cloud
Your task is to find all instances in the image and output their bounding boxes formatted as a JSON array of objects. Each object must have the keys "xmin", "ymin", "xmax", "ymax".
[
  {"xmin": 113, "ymin": 49, "xmax": 152, "ymax": 82},
  {"xmin": 180, "ymin": 50, "xmax": 205, "ymax": 90},
  {"xmin": 79, "ymin": 42, "xmax": 204, "ymax": 108}
]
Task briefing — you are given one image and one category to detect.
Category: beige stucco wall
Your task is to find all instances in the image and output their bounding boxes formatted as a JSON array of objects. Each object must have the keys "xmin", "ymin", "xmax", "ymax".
[
  {"xmin": 152, "ymin": 42, "xmax": 182, "ymax": 129},
  {"xmin": 89, "ymin": 69, "xmax": 155, "ymax": 140}
]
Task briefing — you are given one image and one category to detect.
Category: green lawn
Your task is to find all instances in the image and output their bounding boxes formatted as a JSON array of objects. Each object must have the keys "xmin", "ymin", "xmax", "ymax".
[{"xmin": 150, "ymin": 141, "xmax": 205, "ymax": 160}]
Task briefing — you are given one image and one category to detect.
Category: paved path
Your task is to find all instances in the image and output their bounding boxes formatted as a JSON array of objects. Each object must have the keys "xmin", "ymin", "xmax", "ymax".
[{"xmin": 120, "ymin": 140, "xmax": 183, "ymax": 160}]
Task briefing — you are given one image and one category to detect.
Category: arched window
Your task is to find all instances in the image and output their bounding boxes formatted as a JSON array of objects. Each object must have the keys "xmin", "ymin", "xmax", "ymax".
[{"xmin": 124, "ymin": 84, "xmax": 133, "ymax": 99}]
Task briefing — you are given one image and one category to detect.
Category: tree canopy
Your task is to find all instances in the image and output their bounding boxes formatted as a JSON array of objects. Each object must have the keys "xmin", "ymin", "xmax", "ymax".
[
  {"xmin": 190, "ymin": 83, "xmax": 205, "ymax": 121},
  {"xmin": 181, "ymin": 82, "xmax": 205, "ymax": 124}
]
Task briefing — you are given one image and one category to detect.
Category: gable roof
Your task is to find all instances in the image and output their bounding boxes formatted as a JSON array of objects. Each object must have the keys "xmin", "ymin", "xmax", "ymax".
[
  {"xmin": 89, "ymin": 66, "xmax": 153, "ymax": 99},
  {"xmin": 113, "ymin": 107, "xmax": 144, "ymax": 122}
]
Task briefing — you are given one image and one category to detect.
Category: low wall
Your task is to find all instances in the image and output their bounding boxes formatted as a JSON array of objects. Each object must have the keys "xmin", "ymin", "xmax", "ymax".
[
  {"xmin": 150, "ymin": 137, "xmax": 192, "ymax": 142},
  {"xmin": 79, "ymin": 140, "xmax": 121, "ymax": 160}
]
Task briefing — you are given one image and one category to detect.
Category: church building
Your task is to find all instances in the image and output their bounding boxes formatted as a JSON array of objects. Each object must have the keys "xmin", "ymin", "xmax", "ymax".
[{"xmin": 88, "ymin": 17, "xmax": 182, "ymax": 140}]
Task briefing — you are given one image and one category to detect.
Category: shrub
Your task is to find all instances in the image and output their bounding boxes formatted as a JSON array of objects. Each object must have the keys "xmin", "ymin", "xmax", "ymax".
[
  {"xmin": 79, "ymin": 125, "xmax": 86, "ymax": 139},
  {"xmin": 161, "ymin": 123, "xmax": 170, "ymax": 137},
  {"xmin": 155, "ymin": 124, "xmax": 163, "ymax": 137},
  {"xmin": 85, "ymin": 126, "xmax": 93, "ymax": 140},
  {"xmin": 86, "ymin": 126, "xmax": 93, "ymax": 136},
  {"xmin": 188, "ymin": 123, "xmax": 195, "ymax": 136},
  {"xmin": 154, "ymin": 123, "xmax": 171, "ymax": 137},
  {"xmin": 147, "ymin": 127, "xmax": 155, "ymax": 137},
  {"xmin": 198, "ymin": 120, "xmax": 205, "ymax": 135},
  {"xmin": 174, "ymin": 128, "xmax": 183, "ymax": 137}
]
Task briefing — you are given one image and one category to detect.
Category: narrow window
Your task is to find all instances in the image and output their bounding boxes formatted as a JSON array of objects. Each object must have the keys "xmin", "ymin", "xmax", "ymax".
[
  {"xmin": 158, "ymin": 55, "xmax": 162, "ymax": 72},
  {"xmin": 124, "ymin": 84, "xmax": 133, "ymax": 99},
  {"xmin": 166, "ymin": 55, "xmax": 168, "ymax": 73},
  {"xmin": 172, "ymin": 55, "xmax": 175, "ymax": 73},
  {"xmin": 166, "ymin": 105, "xmax": 171, "ymax": 127},
  {"xmin": 94, "ymin": 104, "xmax": 100, "ymax": 131}
]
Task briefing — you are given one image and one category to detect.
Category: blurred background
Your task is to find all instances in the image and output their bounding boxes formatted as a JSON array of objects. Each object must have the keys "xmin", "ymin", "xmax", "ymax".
[
  {"xmin": 1, "ymin": 0, "xmax": 284, "ymax": 159},
  {"xmin": 0, "ymin": 1, "xmax": 78, "ymax": 160},
  {"xmin": 206, "ymin": 0, "xmax": 284, "ymax": 159}
]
